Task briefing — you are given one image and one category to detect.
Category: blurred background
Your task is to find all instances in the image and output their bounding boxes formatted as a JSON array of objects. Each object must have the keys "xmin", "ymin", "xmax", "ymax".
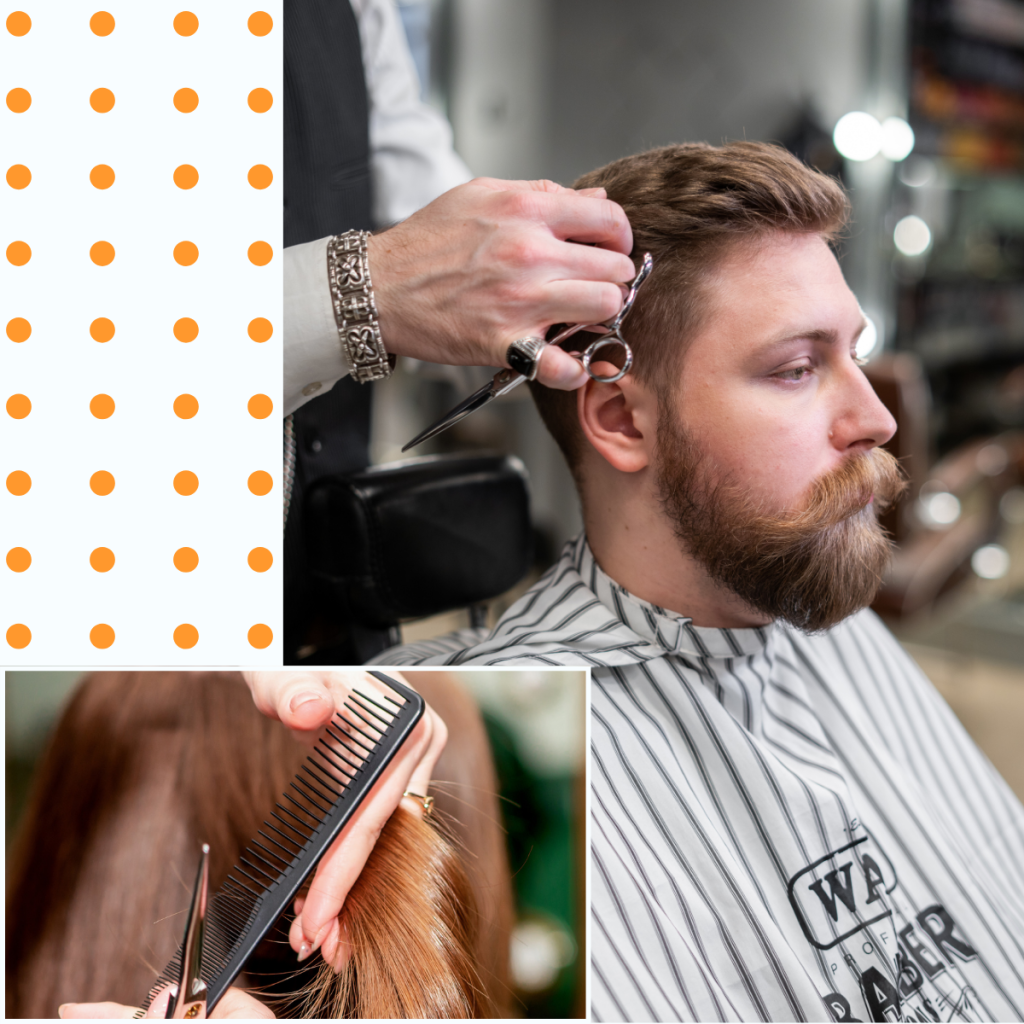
[
  {"xmin": 375, "ymin": 0, "xmax": 1024, "ymax": 792},
  {"xmin": 5, "ymin": 669, "xmax": 586, "ymax": 1018}
]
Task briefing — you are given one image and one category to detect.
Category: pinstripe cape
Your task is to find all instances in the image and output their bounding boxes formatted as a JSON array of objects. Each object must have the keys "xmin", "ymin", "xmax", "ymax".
[{"xmin": 375, "ymin": 534, "xmax": 1024, "ymax": 1022}]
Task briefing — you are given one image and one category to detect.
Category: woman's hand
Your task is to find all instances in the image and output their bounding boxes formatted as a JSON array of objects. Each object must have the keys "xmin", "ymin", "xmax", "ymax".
[
  {"xmin": 58, "ymin": 986, "xmax": 274, "ymax": 1019},
  {"xmin": 242, "ymin": 670, "xmax": 448, "ymax": 968}
]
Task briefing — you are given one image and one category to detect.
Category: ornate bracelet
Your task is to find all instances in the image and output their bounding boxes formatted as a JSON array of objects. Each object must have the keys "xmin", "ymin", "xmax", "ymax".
[{"xmin": 326, "ymin": 230, "xmax": 394, "ymax": 383}]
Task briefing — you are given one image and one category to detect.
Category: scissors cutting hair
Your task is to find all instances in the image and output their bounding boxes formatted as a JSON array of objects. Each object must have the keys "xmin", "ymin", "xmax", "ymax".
[
  {"xmin": 159, "ymin": 844, "xmax": 210, "ymax": 1019},
  {"xmin": 402, "ymin": 252, "xmax": 653, "ymax": 452}
]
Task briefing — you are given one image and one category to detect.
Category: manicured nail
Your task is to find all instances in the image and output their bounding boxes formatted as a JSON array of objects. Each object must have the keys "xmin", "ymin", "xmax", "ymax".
[
  {"xmin": 289, "ymin": 691, "xmax": 325, "ymax": 714},
  {"xmin": 297, "ymin": 940, "xmax": 312, "ymax": 962},
  {"xmin": 58, "ymin": 1006, "xmax": 68, "ymax": 1019}
]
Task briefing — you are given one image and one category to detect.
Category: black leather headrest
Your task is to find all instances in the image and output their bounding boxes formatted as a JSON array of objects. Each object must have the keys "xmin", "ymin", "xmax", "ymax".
[{"xmin": 304, "ymin": 452, "xmax": 533, "ymax": 629}]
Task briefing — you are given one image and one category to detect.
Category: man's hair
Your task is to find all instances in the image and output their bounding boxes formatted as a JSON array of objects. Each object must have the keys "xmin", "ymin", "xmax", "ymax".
[{"xmin": 530, "ymin": 141, "xmax": 850, "ymax": 473}]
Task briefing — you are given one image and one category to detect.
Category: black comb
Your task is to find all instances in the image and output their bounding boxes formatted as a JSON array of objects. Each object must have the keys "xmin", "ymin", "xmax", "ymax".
[{"xmin": 138, "ymin": 671, "xmax": 424, "ymax": 1015}]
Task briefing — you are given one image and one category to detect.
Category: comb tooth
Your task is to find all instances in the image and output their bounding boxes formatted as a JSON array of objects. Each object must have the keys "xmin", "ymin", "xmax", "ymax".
[
  {"xmin": 290, "ymin": 779, "xmax": 331, "ymax": 814},
  {"xmin": 234, "ymin": 865, "xmax": 269, "ymax": 892},
  {"xmin": 304, "ymin": 760, "xmax": 344, "ymax": 795},
  {"xmin": 342, "ymin": 701, "xmax": 382, "ymax": 735},
  {"xmin": 349, "ymin": 690, "xmax": 395, "ymax": 725},
  {"xmin": 309, "ymin": 753, "xmax": 350, "ymax": 790},
  {"xmin": 251, "ymin": 838, "xmax": 290, "ymax": 870},
  {"xmin": 303, "ymin": 759, "xmax": 342, "ymax": 794},
  {"xmin": 373, "ymin": 687, "xmax": 403, "ymax": 707},
  {"xmin": 226, "ymin": 874, "xmax": 263, "ymax": 900},
  {"xmin": 283, "ymin": 791, "xmax": 324, "ymax": 826},
  {"xmin": 239, "ymin": 855, "xmax": 277, "ymax": 885},
  {"xmin": 294, "ymin": 773, "xmax": 335, "ymax": 808},
  {"xmin": 277, "ymin": 799, "xmax": 319, "ymax": 833},
  {"xmin": 270, "ymin": 809, "xmax": 311, "ymax": 844},
  {"xmin": 336, "ymin": 714, "xmax": 378, "ymax": 750},
  {"xmin": 321, "ymin": 731, "xmax": 364, "ymax": 772},
  {"xmin": 261, "ymin": 823, "xmax": 303, "ymax": 855},
  {"xmin": 326, "ymin": 722, "xmax": 374, "ymax": 757}
]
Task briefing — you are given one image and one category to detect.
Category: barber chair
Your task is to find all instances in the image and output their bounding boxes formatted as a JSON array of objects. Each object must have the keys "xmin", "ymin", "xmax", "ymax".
[{"xmin": 300, "ymin": 452, "xmax": 533, "ymax": 663}]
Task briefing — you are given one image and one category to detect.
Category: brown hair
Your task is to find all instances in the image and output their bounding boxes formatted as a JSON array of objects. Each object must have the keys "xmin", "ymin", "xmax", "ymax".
[
  {"xmin": 6, "ymin": 671, "xmax": 513, "ymax": 1018},
  {"xmin": 530, "ymin": 141, "xmax": 850, "ymax": 473}
]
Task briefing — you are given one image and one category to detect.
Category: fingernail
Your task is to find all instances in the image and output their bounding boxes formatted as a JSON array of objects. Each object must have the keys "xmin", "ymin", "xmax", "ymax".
[
  {"xmin": 289, "ymin": 691, "xmax": 325, "ymax": 714},
  {"xmin": 297, "ymin": 941, "xmax": 312, "ymax": 962}
]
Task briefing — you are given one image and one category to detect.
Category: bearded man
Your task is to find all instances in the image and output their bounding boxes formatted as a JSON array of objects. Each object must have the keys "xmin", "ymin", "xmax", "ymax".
[{"xmin": 374, "ymin": 142, "xmax": 1024, "ymax": 1022}]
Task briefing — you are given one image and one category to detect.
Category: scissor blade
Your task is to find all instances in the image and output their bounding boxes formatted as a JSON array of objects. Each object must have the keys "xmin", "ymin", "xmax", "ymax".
[
  {"xmin": 167, "ymin": 844, "xmax": 210, "ymax": 1019},
  {"xmin": 402, "ymin": 369, "xmax": 522, "ymax": 451}
]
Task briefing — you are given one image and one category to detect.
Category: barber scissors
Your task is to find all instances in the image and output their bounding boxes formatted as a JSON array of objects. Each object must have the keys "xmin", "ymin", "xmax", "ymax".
[
  {"xmin": 402, "ymin": 251, "xmax": 654, "ymax": 451},
  {"xmin": 164, "ymin": 843, "xmax": 210, "ymax": 1019}
]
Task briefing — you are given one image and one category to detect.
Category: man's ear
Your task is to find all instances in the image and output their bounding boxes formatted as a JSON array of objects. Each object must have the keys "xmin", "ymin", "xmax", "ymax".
[{"xmin": 577, "ymin": 374, "xmax": 656, "ymax": 473}]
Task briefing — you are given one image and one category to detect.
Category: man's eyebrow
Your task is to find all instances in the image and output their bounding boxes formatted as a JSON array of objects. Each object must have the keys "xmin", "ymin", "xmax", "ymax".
[{"xmin": 758, "ymin": 320, "xmax": 868, "ymax": 351}]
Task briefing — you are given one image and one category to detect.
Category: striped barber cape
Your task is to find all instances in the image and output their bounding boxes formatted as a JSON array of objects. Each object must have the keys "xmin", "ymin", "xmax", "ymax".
[{"xmin": 375, "ymin": 534, "xmax": 1024, "ymax": 1022}]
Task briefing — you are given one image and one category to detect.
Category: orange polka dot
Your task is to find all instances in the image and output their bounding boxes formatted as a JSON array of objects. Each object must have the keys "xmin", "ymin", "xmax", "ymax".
[
  {"xmin": 173, "ymin": 88, "xmax": 198, "ymax": 113},
  {"xmin": 89, "ymin": 88, "xmax": 115, "ymax": 113},
  {"xmin": 248, "ymin": 11, "xmax": 272, "ymax": 35},
  {"xmin": 90, "ymin": 470, "xmax": 115, "ymax": 496},
  {"xmin": 6, "ymin": 88, "xmax": 31, "ymax": 113},
  {"xmin": 247, "ymin": 546, "xmax": 273, "ymax": 572},
  {"xmin": 174, "ymin": 623, "xmax": 199, "ymax": 649},
  {"xmin": 89, "ymin": 546, "xmax": 115, "ymax": 572},
  {"xmin": 248, "ymin": 623, "xmax": 273, "ymax": 648},
  {"xmin": 247, "ymin": 317, "xmax": 272, "ymax": 342},
  {"xmin": 90, "ymin": 394, "xmax": 115, "ymax": 419},
  {"xmin": 6, "ymin": 624, "xmax": 31, "ymax": 649},
  {"xmin": 6, "ymin": 471, "xmax": 30, "ymax": 496},
  {"xmin": 173, "ymin": 241, "xmax": 198, "ymax": 266},
  {"xmin": 6, "ymin": 11, "xmax": 31, "ymax": 35},
  {"xmin": 90, "ymin": 623, "xmax": 115, "ymax": 649},
  {"xmin": 89, "ymin": 164, "xmax": 115, "ymax": 189},
  {"xmin": 90, "ymin": 11, "xmax": 115, "ymax": 35},
  {"xmin": 173, "ymin": 11, "xmax": 198, "ymax": 35},
  {"xmin": 7, "ymin": 241, "xmax": 30, "ymax": 266},
  {"xmin": 7, "ymin": 317, "xmax": 31, "ymax": 342},
  {"xmin": 173, "ymin": 393, "xmax": 198, "ymax": 419},
  {"xmin": 247, "ymin": 470, "xmax": 273, "ymax": 496},
  {"xmin": 173, "ymin": 164, "xmax": 198, "ymax": 189},
  {"xmin": 247, "ymin": 164, "xmax": 273, "ymax": 189},
  {"xmin": 173, "ymin": 317, "xmax": 198, "ymax": 342},
  {"xmin": 247, "ymin": 393, "xmax": 273, "ymax": 419},
  {"xmin": 90, "ymin": 241, "xmax": 115, "ymax": 266},
  {"xmin": 173, "ymin": 546, "xmax": 198, "ymax": 572},
  {"xmin": 247, "ymin": 241, "xmax": 272, "ymax": 266},
  {"xmin": 6, "ymin": 164, "xmax": 30, "ymax": 189},
  {"xmin": 6, "ymin": 394, "xmax": 30, "ymax": 419},
  {"xmin": 173, "ymin": 470, "xmax": 198, "ymax": 496},
  {"xmin": 6, "ymin": 547, "xmax": 30, "ymax": 572},
  {"xmin": 90, "ymin": 317, "xmax": 115, "ymax": 342},
  {"xmin": 247, "ymin": 88, "xmax": 272, "ymax": 113}
]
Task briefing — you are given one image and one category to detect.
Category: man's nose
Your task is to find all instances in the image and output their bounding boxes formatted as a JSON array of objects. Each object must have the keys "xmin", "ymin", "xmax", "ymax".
[{"xmin": 831, "ymin": 365, "xmax": 897, "ymax": 452}]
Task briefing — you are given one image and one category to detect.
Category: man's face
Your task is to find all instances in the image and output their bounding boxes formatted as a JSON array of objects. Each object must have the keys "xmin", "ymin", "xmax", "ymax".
[{"xmin": 655, "ymin": 231, "xmax": 904, "ymax": 631}]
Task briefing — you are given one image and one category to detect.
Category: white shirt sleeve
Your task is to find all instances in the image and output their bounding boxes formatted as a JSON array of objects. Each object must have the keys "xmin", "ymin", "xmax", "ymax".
[{"xmin": 283, "ymin": 0, "xmax": 473, "ymax": 416}]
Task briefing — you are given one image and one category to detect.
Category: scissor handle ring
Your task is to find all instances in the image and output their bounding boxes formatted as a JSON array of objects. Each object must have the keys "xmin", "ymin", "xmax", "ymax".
[{"xmin": 582, "ymin": 335, "xmax": 633, "ymax": 383}]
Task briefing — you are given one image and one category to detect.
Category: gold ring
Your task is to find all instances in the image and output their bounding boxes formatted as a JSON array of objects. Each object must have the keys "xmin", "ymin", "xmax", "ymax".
[{"xmin": 403, "ymin": 790, "xmax": 434, "ymax": 814}]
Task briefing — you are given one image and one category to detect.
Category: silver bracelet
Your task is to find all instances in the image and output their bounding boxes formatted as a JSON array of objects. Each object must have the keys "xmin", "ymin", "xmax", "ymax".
[{"xmin": 326, "ymin": 230, "xmax": 393, "ymax": 384}]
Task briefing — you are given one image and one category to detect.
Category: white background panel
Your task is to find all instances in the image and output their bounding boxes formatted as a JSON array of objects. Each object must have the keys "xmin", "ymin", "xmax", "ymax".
[{"xmin": 2, "ymin": 2, "xmax": 283, "ymax": 665}]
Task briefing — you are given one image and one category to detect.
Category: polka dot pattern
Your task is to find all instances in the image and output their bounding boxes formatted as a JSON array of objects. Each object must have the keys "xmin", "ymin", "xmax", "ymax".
[{"xmin": 3, "ymin": 9, "xmax": 280, "ymax": 662}]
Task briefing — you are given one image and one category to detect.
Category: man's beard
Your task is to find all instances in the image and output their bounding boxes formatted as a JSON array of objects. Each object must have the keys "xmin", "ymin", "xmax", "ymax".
[{"xmin": 655, "ymin": 416, "xmax": 908, "ymax": 633}]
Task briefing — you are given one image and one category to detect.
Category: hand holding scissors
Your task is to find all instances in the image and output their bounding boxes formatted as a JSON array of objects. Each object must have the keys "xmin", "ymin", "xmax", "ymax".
[{"xmin": 403, "ymin": 252, "xmax": 653, "ymax": 451}]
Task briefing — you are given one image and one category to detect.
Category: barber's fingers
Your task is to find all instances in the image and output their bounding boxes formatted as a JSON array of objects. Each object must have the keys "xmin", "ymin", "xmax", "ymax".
[
  {"xmin": 399, "ymin": 702, "xmax": 448, "ymax": 820},
  {"xmin": 242, "ymin": 671, "xmax": 335, "ymax": 734},
  {"xmin": 289, "ymin": 701, "xmax": 446, "ymax": 969},
  {"xmin": 535, "ymin": 346, "xmax": 590, "ymax": 391},
  {"xmin": 208, "ymin": 989, "xmax": 276, "ymax": 1019},
  {"xmin": 59, "ymin": 1002, "xmax": 139, "ymax": 1018}
]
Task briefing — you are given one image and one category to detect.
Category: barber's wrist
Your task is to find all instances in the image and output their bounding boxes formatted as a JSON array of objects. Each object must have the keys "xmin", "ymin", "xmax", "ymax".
[{"xmin": 326, "ymin": 230, "xmax": 395, "ymax": 383}]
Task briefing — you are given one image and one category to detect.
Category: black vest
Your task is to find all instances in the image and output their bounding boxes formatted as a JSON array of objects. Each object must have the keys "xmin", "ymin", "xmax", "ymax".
[{"xmin": 283, "ymin": 0, "xmax": 374, "ymax": 660}]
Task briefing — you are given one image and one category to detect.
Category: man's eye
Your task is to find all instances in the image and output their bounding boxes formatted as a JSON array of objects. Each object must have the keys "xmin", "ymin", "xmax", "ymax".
[{"xmin": 775, "ymin": 365, "xmax": 812, "ymax": 381}]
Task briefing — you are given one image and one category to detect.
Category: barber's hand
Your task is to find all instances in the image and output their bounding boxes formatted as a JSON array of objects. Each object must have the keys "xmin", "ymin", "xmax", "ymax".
[
  {"xmin": 368, "ymin": 177, "xmax": 635, "ymax": 390},
  {"xmin": 242, "ymin": 671, "xmax": 448, "ymax": 969},
  {"xmin": 58, "ymin": 986, "xmax": 274, "ymax": 1019}
]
